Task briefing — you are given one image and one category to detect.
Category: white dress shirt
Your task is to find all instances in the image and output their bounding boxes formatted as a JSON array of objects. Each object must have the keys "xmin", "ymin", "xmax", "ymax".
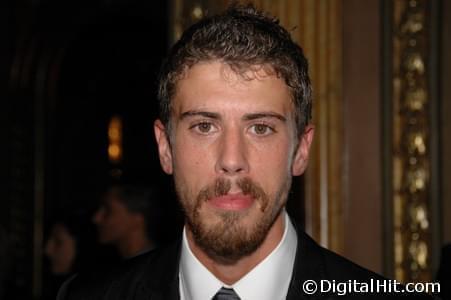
[{"xmin": 179, "ymin": 211, "xmax": 298, "ymax": 300}]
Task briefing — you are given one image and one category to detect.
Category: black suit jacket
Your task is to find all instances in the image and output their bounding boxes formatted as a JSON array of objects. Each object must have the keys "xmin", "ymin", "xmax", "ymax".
[{"xmin": 60, "ymin": 225, "xmax": 436, "ymax": 300}]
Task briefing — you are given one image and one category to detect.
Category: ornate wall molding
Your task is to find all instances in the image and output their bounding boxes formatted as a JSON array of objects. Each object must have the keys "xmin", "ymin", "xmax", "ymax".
[{"xmin": 386, "ymin": 0, "xmax": 440, "ymax": 282}]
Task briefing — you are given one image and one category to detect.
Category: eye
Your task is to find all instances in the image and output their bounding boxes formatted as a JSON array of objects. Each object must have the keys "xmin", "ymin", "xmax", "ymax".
[
  {"xmin": 191, "ymin": 122, "xmax": 216, "ymax": 134},
  {"xmin": 250, "ymin": 123, "xmax": 275, "ymax": 136}
]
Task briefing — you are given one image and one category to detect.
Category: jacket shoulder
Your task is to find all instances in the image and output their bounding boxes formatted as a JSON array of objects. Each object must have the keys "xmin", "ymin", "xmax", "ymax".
[
  {"xmin": 61, "ymin": 242, "xmax": 180, "ymax": 300},
  {"xmin": 295, "ymin": 230, "xmax": 382, "ymax": 281},
  {"xmin": 294, "ymin": 231, "xmax": 437, "ymax": 299}
]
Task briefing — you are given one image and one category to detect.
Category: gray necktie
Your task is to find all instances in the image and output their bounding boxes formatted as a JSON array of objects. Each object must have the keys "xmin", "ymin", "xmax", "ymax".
[{"xmin": 212, "ymin": 287, "xmax": 241, "ymax": 300}]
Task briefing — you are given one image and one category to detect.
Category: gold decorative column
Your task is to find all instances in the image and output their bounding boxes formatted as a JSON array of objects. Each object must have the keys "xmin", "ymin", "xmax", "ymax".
[{"xmin": 391, "ymin": 0, "xmax": 434, "ymax": 282}]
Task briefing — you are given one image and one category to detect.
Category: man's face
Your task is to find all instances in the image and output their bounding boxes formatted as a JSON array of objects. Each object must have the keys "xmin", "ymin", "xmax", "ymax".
[
  {"xmin": 155, "ymin": 61, "xmax": 313, "ymax": 263},
  {"xmin": 44, "ymin": 224, "xmax": 76, "ymax": 274},
  {"xmin": 92, "ymin": 194, "xmax": 139, "ymax": 244}
]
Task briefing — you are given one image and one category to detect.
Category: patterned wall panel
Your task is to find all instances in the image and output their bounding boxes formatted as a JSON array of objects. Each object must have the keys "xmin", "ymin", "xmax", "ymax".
[{"xmin": 385, "ymin": 0, "xmax": 440, "ymax": 282}]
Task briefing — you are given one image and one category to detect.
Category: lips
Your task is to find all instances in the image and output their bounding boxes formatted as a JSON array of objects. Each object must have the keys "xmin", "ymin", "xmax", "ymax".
[{"xmin": 208, "ymin": 194, "xmax": 254, "ymax": 211}]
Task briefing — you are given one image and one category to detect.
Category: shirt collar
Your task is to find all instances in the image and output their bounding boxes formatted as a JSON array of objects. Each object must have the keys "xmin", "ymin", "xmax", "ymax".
[
  {"xmin": 179, "ymin": 228, "xmax": 223, "ymax": 300},
  {"xmin": 179, "ymin": 211, "xmax": 298, "ymax": 300}
]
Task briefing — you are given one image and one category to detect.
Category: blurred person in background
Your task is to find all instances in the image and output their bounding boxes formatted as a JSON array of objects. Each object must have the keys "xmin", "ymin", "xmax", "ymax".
[
  {"xmin": 44, "ymin": 213, "xmax": 94, "ymax": 299},
  {"xmin": 92, "ymin": 184, "xmax": 166, "ymax": 259},
  {"xmin": 45, "ymin": 223, "xmax": 77, "ymax": 276}
]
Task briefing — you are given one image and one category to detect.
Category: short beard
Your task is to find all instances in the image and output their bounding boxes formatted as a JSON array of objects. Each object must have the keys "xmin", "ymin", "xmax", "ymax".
[{"xmin": 181, "ymin": 177, "xmax": 289, "ymax": 265}]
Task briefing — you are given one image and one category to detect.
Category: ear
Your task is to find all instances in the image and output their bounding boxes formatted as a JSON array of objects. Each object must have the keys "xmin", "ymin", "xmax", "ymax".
[
  {"xmin": 154, "ymin": 119, "xmax": 173, "ymax": 174},
  {"xmin": 292, "ymin": 125, "xmax": 314, "ymax": 176}
]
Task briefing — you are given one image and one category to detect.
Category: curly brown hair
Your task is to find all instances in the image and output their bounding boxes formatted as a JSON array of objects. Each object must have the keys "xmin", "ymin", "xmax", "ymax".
[{"xmin": 158, "ymin": 4, "xmax": 312, "ymax": 135}]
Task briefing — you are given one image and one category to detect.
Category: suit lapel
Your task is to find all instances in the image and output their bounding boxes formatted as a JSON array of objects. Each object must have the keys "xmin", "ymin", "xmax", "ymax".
[
  {"xmin": 134, "ymin": 239, "xmax": 182, "ymax": 300},
  {"xmin": 286, "ymin": 224, "xmax": 329, "ymax": 300}
]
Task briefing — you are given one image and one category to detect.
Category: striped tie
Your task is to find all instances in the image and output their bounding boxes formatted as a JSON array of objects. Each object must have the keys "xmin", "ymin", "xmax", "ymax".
[{"xmin": 212, "ymin": 287, "xmax": 241, "ymax": 300}]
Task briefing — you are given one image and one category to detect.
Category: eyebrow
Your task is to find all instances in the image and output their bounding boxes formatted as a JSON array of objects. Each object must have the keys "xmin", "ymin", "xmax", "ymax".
[
  {"xmin": 179, "ymin": 110, "xmax": 287, "ymax": 122},
  {"xmin": 242, "ymin": 112, "xmax": 287, "ymax": 122},
  {"xmin": 180, "ymin": 110, "xmax": 221, "ymax": 120}
]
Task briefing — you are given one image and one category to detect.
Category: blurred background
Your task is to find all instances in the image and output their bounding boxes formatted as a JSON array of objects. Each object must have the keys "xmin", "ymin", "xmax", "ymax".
[{"xmin": 0, "ymin": 0, "xmax": 450, "ymax": 299}]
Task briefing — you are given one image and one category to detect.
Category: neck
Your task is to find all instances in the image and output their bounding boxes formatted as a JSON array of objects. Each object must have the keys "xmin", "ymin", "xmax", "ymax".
[
  {"xmin": 186, "ymin": 212, "xmax": 285, "ymax": 285},
  {"xmin": 117, "ymin": 231, "xmax": 152, "ymax": 258}
]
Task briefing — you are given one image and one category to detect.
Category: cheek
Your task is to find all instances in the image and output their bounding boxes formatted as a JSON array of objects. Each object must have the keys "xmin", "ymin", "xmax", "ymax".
[
  {"xmin": 103, "ymin": 215, "xmax": 120, "ymax": 232},
  {"xmin": 251, "ymin": 142, "xmax": 293, "ymax": 194},
  {"xmin": 173, "ymin": 139, "xmax": 213, "ymax": 183},
  {"xmin": 61, "ymin": 242, "xmax": 75, "ymax": 259},
  {"xmin": 251, "ymin": 140, "xmax": 293, "ymax": 173}
]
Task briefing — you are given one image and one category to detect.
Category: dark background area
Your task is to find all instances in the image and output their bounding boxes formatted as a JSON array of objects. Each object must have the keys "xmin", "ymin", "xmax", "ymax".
[{"xmin": 0, "ymin": 1, "xmax": 178, "ymax": 299}]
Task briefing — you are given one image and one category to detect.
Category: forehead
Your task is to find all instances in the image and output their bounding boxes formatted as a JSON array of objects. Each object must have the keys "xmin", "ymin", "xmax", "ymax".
[{"xmin": 172, "ymin": 61, "xmax": 293, "ymax": 115}]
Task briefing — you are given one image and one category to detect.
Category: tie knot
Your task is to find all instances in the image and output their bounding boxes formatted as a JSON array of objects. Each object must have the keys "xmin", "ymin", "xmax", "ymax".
[{"xmin": 212, "ymin": 287, "xmax": 241, "ymax": 300}]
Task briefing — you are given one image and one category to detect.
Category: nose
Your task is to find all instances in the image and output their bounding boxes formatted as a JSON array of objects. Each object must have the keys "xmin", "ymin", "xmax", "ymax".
[{"xmin": 215, "ymin": 127, "xmax": 249, "ymax": 175}]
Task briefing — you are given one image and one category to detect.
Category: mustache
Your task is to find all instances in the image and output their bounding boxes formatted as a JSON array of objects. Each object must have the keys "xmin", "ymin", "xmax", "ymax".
[{"xmin": 197, "ymin": 177, "xmax": 268, "ymax": 211}]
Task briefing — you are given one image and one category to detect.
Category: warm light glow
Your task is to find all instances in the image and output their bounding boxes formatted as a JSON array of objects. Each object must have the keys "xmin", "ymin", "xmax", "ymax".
[
  {"xmin": 108, "ymin": 144, "xmax": 121, "ymax": 158},
  {"xmin": 192, "ymin": 5, "xmax": 204, "ymax": 20},
  {"xmin": 108, "ymin": 115, "xmax": 123, "ymax": 163}
]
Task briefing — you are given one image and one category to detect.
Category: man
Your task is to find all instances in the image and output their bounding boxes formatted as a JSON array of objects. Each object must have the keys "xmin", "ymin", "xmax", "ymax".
[
  {"xmin": 60, "ymin": 4, "xmax": 435, "ymax": 299},
  {"xmin": 92, "ymin": 185, "xmax": 157, "ymax": 258}
]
